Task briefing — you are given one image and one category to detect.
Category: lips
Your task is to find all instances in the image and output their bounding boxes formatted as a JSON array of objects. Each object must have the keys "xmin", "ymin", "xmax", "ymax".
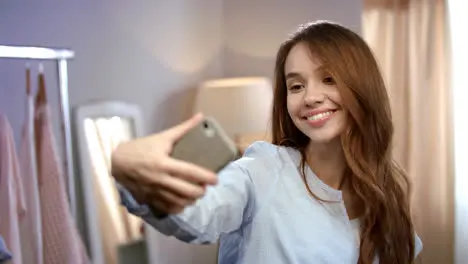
[
  {"xmin": 306, "ymin": 110, "xmax": 335, "ymax": 121},
  {"xmin": 303, "ymin": 109, "xmax": 338, "ymax": 119},
  {"xmin": 302, "ymin": 109, "xmax": 339, "ymax": 128}
]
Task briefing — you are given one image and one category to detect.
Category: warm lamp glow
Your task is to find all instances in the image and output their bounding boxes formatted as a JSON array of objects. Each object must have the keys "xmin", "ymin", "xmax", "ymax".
[{"xmin": 193, "ymin": 77, "xmax": 273, "ymax": 142}]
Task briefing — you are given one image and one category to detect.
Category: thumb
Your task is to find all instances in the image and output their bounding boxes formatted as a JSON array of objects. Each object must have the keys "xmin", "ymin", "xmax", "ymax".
[{"xmin": 163, "ymin": 112, "xmax": 204, "ymax": 142}]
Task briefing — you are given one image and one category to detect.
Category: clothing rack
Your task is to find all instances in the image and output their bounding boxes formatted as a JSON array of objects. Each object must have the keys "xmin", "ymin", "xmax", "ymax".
[{"xmin": 0, "ymin": 45, "xmax": 77, "ymax": 218}]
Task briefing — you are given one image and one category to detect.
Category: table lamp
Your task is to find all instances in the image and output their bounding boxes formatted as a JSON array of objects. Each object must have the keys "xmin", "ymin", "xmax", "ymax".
[{"xmin": 193, "ymin": 77, "xmax": 273, "ymax": 153}]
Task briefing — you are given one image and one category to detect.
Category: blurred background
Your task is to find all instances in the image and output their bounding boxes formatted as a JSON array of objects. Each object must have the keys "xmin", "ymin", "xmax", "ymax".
[{"xmin": 0, "ymin": 0, "xmax": 466, "ymax": 264}]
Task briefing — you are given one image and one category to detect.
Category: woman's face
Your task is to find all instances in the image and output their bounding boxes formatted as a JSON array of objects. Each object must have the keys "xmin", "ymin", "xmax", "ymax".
[{"xmin": 284, "ymin": 42, "xmax": 347, "ymax": 144}]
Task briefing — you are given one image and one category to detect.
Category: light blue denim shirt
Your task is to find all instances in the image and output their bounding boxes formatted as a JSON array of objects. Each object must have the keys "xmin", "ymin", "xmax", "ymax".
[{"xmin": 118, "ymin": 141, "xmax": 422, "ymax": 264}]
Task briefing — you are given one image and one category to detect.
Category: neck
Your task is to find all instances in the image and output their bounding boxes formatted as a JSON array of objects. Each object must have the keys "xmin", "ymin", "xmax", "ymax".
[{"xmin": 305, "ymin": 138, "xmax": 347, "ymax": 190}]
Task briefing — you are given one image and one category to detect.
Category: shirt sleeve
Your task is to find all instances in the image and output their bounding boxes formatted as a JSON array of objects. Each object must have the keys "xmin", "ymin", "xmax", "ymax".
[{"xmin": 117, "ymin": 156, "xmax": 255, "ymax": 245}]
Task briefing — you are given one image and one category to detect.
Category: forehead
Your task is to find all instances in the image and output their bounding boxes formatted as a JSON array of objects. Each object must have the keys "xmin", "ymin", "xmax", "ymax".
[{"xmin": 284, "ymin": 42, "xmax": 322, "ymax": 75}]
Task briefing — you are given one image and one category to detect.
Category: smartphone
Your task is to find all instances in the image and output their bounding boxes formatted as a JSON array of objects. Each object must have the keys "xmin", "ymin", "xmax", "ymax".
[{"xmin": 171, "ymin": 116, "xmax": 239, "ymax": 172}]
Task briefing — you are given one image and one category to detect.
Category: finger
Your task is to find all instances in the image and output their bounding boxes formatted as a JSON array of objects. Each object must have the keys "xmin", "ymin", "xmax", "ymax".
[
  {"xmin": 116, "ymin": 178, "xmax": 145, "ymax": 204},
  {"xmin": 149, "ymin": 199, "xmax": 171, "ymax": 214},
  {"xmin": 118, "ymin": 179, "xmax": 148, "ymax": 204},
  {"xmin": 162, "ymin": 112, "xmax": 204, "ymax": 142},
  {"xmin": 156, "ymin": 188, "xmax": 195, "ymax": 207},
  {"xmin": 156, "ymin": 174, "xmax": 206, "ymax": 199},
  {"xmin": 150, "ymin": 199, "xmax": 184, "ymax": 215},
  {"xmin": 160, "ymin": 157, "xmax": 218, "ymax": 185}
]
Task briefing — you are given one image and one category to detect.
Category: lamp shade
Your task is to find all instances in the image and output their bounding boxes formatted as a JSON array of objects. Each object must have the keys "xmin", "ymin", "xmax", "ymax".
[{"xmin": 193, "ymin": 77, "xmax": 273, "ymax": 141}]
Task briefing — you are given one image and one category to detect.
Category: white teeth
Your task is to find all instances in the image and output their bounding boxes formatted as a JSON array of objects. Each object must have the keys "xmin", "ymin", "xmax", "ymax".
[{"xmin": 307, "ymin": 111, "xmax": 333, "ymax": 121}]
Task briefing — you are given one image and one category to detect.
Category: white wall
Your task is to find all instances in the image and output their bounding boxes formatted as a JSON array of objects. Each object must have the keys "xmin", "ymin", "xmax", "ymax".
[
  {"xmin": 222, "ymin": 0, "xmax": 362, "ymax": 79},
  {"xmin": 0, "ymin": 1, "xmax": 362, "ymax": 264},
  {"xmin": 0, "ymin": 1, "xmax": 224, "ymax": 141},
  {"xmin": 0, "ymin": 1, "xmax": 223, "ymax": 264},
  {"xmin": 448, "ymin": 1, "xmax": 468, "ymax": 263}
]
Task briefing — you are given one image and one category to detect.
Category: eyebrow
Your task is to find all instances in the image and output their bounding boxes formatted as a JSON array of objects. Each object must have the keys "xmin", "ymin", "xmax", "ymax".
[
  {"xmin": 285, "ymin": 66, "xmax": 326, "ymax": 80},
  {"xmin": 285, "ymin": 72, "xmax": 302, "ymax": 80}
]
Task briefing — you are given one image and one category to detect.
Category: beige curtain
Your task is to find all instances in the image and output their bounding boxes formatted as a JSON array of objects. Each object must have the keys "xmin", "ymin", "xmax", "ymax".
[{"xmin": 362, "ymin": 0, "xmax": 454, "ymax": 263}]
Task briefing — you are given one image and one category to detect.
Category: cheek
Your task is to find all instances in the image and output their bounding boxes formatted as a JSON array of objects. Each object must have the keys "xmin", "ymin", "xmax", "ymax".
[
  {"xmin": 286, "ymin": 96, "xmax": 294, "ymax": 117},
  {"xmin": 336, "ymin": 111, "xmax": 348, "ymax": 130},
  {"xmin": 286, "ymin": 94, "xmax": 301, "ymax": 115},
  {"xmin": 286, "ymin": 100, "xmax": 299, "ymax": 125},
  {"xmin": 327, "ymin": 89, "xmax": 343, "ymax": 105}
]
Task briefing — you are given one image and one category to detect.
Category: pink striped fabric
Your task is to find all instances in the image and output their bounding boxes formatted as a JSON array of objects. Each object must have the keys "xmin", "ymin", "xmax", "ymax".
[
  {"xmin": 0, "ymin": 113, "xmax": 27, "ymax": 264},
  {"xmin": 18, "ymin": 94, "xmax": 43, "ymax": 264},
  {"xmin": 35, "ymin": 97, "xmax": 90, "ymax": 263}
]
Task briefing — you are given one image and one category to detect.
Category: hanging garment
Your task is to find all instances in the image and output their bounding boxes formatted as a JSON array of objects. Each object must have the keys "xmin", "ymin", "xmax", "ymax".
[
  {"xmin": 0, "ymin": 113, "xmax": 26, "ymax": 264},
  {"xmin": 0, "ymin": 236, "xmax": 12, "ymax": 263},
  {"xmin": 35, "ymin": 73, "xmax": 90, "ymax": 264},
  {"xmin": 18, "ymin": 68, "xmax": 43, "ymax": 264}
]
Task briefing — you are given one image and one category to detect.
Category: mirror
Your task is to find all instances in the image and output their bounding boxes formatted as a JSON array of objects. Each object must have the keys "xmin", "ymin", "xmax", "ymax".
[{"xmin": 74, "ymin": 101, "xmax": 149, "ymax": 264}]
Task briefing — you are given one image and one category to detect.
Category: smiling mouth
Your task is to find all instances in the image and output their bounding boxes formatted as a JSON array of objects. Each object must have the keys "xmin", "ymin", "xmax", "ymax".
[{"xmin": 303, "ymin": 109, "xmax": 338, "ymax": 121}]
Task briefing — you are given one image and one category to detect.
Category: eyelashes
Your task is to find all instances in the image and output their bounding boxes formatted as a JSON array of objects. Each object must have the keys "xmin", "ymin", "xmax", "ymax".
[
  {"xmin": 322, "ymin": 76, "xmax": 336, "ymax": 85},
  {"xmin": 288, "ymin": 84, "xmax": 304, "ymax": 91},
  {"xmin": 287, "ymin": 76, "xmax": 336, "ymax": 92}
]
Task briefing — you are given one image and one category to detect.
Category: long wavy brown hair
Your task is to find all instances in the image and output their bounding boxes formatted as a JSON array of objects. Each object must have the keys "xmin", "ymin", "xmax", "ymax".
[{"xmin": 271, "ymin": 21, "xmax": 415, "ymax": 264}]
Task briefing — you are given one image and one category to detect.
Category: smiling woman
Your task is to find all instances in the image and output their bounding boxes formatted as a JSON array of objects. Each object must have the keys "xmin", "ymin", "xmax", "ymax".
[
  {"xmin": 111, "ymin": 20, "xmax": 422, "ymax": 264},
  {"xmin": 284, "ymin": 42, "xmax": 346, "ymax": 142},
  {"xmin": 271, "ymin": 21, "xmax": 419, "ymax": 263}
]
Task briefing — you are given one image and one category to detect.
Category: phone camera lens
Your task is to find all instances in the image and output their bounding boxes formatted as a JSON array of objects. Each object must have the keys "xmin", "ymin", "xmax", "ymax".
[{"xmin": 202, "ymin": 121, "xmax": 215, "ymax": 137}]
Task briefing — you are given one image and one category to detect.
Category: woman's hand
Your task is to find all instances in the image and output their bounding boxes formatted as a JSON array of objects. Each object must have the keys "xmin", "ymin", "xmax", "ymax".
[{"xmin": 111, "ymin": 113, "xmax": 218, "ymax": 215}]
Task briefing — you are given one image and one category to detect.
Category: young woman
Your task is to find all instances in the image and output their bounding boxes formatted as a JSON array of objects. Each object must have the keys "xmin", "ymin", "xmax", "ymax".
[{"xmin": 111, "ymin": 21, "xmax": 422, "ymax": 264}]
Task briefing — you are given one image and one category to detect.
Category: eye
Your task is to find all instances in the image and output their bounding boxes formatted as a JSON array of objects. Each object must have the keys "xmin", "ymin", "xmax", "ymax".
[
  {"xmin": 288, "ymin": 84, "xmax": 304, "ymax": 92},
  {"xmin": 323, "ymin": 76, "xmax": 335, "ymax": 85}
]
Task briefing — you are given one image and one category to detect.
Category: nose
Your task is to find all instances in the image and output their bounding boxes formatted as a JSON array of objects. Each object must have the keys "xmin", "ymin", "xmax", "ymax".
[{"xmin": 303, "ymin": 84, "xmax": 326, "ymax": 107}]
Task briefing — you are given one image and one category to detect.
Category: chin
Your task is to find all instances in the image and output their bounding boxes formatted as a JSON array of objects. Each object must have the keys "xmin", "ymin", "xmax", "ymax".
[
  {"xmin": 305, "ymin": 132, "xmax": 341, "ymax": 144},
  {"xmin": 295, "ymin": 121, "xmax": 344, "ymax": 145},
  {"xmin": 293, "ymin": 110, "xmax": 346, "ymax": 145}
]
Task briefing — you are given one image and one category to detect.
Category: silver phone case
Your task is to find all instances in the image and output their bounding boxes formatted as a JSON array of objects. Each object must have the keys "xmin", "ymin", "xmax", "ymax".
[{"xmin": 171, "ymin": 116, "xmax": 239, "ymax": 172}]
